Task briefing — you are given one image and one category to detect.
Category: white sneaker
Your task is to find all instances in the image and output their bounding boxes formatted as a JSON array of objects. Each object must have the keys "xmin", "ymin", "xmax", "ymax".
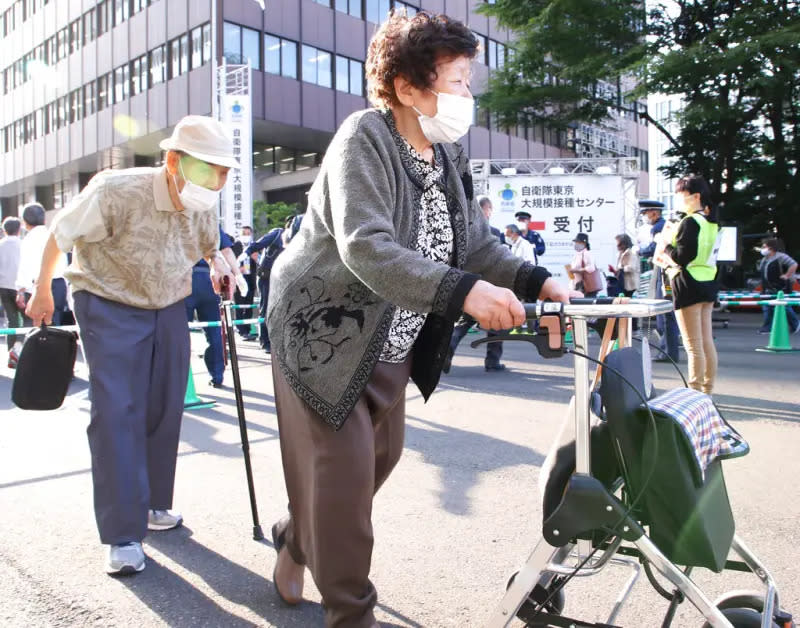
[
  {"xmin": 106, "ymin": 542, "xmax": 145, "ymax": 575},
  {"xmin": 147, "ymin": 509, "xmax": 183, "ymax": 531}
]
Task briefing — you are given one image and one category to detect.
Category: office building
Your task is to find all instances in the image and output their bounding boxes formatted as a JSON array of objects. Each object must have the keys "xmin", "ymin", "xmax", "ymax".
[{"xmin": 1, "ymin": 0, "xmax": 650, "ymax": 220}]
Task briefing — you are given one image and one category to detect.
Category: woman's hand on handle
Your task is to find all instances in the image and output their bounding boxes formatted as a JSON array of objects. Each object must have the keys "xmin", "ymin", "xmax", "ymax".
[{"xmin": 462, "ymin": 280, "xmax": 525, "ymax": 331}]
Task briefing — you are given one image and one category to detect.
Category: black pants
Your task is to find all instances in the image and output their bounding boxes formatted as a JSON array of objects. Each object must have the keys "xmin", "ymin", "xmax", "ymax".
[
  {"xmin": 0, "ymin": 288, "xmax": 28, "ymax": 350},
  {"xmin": 449, "ymin": 315, "xmax": 503, "ymax": 368},
  {"xmin": 258, "ymin": 278, "xmax": 270, "ymax": 349}
]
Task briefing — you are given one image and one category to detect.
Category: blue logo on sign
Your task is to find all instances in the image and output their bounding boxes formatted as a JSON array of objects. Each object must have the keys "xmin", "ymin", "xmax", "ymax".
[{"xmin": 232, "ymin": 101, "xmax": 242, "ymax": 114}]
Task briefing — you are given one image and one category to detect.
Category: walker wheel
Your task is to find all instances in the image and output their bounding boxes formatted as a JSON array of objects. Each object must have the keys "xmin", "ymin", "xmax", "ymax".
[{"xmin": 701, "ymin": 607, "xmax": 780, "ymax": 628}]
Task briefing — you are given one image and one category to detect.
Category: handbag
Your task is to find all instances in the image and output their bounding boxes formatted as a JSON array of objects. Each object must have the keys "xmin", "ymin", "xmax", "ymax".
[
  {"xmin": 582, "ymin": 267, "xmax": 605, "ymax": 293},
  {"xmin": 11, "ymin": 323, "xmax": 78, "ymax": 410}
]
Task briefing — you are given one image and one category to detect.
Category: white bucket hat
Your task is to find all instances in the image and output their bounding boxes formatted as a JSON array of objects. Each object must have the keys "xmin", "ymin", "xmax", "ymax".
[{"xmin": 159, "ymin": 115, "xmax": 240, "ymax": 169}]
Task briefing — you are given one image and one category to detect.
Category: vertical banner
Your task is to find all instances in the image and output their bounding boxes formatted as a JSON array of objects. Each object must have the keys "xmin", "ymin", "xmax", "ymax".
[
  {"xmin": 487, "ymin": 175, "xmax": 626, "ymax": 287},
  {"xmin": 220, "ymin": 91, "xmax": 253, "ymax": 235}
]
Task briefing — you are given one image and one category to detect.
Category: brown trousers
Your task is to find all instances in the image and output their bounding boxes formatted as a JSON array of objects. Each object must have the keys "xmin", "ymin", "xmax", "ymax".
[
  {"xmin": 271, "ymin": 358, "xmax": 412, "ymax": 628},
  {"xmin": 674, "ymin": 301, "xmax": 717, "ymax": 394}
]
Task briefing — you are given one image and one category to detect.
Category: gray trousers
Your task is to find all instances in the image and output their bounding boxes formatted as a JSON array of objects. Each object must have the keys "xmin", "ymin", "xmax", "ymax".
[
  {"xmin": 73, "ymin": 291, "xmax": 190, "ymax": 545},
  {"xmin": 272, "ymin": 358, "xmax": 411, "ymax": 628}
]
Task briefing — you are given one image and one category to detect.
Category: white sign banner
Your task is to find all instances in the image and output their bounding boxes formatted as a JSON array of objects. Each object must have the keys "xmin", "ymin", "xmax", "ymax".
[
  {"xmin": 220, "ymin": 93, "xmax": 253, "ymax": 236},
  {"xmin": 487, "ymin": 175, "xmax": 626, "ymax": 287}
]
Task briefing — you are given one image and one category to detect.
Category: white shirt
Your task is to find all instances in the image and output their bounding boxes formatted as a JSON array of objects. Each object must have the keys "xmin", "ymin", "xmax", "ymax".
[
  {"xmin": 0, "ymin": 235, "xmax": 21, "ymax": 290},
  {"xmin": 510, "ymin": 236, "xmax": 535, "ymax": 263},
  {"xmin": 16, "ymin": 225, "xmax": 67, "ymax": 292}
]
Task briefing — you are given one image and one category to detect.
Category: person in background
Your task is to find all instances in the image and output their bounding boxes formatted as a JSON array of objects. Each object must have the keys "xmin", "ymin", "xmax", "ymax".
[
  {"xmin": 233, "ymin": 225, "xmax": 258, "ymax": 341},
  {"xmin": 246, "ymin": 214, "xmax": 302, "ymax": 354},
  {"xmin": 266, "ymin": 13, "xmax": 572, "ymax": 627},
  {"xmin": 610, "ymin": 233, "xmax": 640, "ymax": 298},
  {"xmin": 638, "ymin": 199, "xmax": 680, "ymax": 362},
  {"xmin": 444, "ymin": 196, "xmax": 507, "ymax": 373},
  {"xmin": 185, "ymin": 225, "xmax": 237, "ymax": 388},
  {"xmin": 566, "ymin": 232, "xmax": 601, "ymax": 297},
  {"xmin": 14, "ymin": 202, "xmax": 70, "ymax": 364},
  {"xmin": 757, "ymin": 238, "xmax": 798, "ymax": 334},
  {"xmin": 504, "ymin": 224, "xmax": 536, "ymax": 263},
  {"xmin": 657, "ymin": 174, "xmax": 720, "ymax": 394},
  {"xmin": 0, "ymin": 216, "xmax": 23, "ymax": 368},
  {"xmin": 514, "ymin": 210, "xmax": 546, "ymax": 263},
  {"xmin": 25, "ymin": 115, "xmax": 236, "ymax": 576}
]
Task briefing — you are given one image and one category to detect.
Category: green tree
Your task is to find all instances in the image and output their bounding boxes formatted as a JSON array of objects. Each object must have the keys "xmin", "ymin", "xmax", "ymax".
[
  {"xmin": 252, "ymin": 200, "xmax": 298, "ymax": 237},
  {"xmin": 642, "ymin": 0, "xmax": 800, "ymax": 255},
  {"xmin": 477, "ymin": 0, "xmax": 647, "ymax": 131},
  {"xmin": 480, "ymin": 0, "xmax": 800, "ymax": 255}
]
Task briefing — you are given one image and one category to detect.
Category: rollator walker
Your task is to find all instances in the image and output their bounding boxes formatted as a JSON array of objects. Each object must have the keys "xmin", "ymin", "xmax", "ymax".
[{"xmin": 478, "ymin": 299, "xmax": 794, "ymax": 628}]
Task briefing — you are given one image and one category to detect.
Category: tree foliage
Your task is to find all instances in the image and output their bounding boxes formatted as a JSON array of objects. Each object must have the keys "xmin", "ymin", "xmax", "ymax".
[
  {"xmin": 480, "ymin": 0, "xmax": 800, "ymax": 256},
  {"xmin": 477, "ymin": 0, "xmax": 647, "ymax": 129},
  {"xmin": 252, "ymin": 200, "xmax": 298, "ymax": 237}
]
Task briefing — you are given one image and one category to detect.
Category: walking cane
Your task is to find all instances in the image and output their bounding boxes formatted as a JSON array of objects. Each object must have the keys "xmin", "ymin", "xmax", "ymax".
[{"xmin": 221, "ymin": 299, "xmax": 265, "ymax": 541}]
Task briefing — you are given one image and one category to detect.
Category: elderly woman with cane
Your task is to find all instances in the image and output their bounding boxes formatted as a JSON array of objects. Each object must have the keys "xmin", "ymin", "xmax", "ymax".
[{"xmin": 266, "ymin": 12, "xmax": 573, "ymax": 627}]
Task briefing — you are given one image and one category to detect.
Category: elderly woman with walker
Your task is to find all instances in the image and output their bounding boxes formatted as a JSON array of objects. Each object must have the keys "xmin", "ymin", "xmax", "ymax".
[{"xmin": 265, "ymin": 11, "xmax": 574, "ymax": 628}]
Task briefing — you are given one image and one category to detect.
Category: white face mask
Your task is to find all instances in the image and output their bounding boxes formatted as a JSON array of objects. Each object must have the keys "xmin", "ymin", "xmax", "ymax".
[
  {"xmin": 414, "ymin": 90, "xmax": 474, "ymax": 144},
  {"xmin": 176, "ymin": 160, "xmax": 220, "ymax": 211},
  {"xmin": 760, "ymin": 248, "xmax": 769, "ymax": 257},
  {"xmin": 516, "ymin": 221, "xmax": 528, "ymax": 232},
  {"xmin": 240, "ymin": 234, "xmax": 252, "ymax": 244},
  {"xmin": 574, "ymin": 243, "xmax": 585, "ymax": 251}
]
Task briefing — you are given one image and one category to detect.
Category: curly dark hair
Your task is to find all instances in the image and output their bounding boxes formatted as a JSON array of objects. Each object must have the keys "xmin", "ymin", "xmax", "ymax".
[{"xmin": 365, "ymin": 11, "xmax": 479, "ymax": 109}]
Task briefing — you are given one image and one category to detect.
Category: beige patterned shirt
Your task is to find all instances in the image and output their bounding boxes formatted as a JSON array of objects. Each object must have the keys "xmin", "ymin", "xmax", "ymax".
[{"xmin": 51, "ymin": 167, "xmax": 219, "ymax": 309}]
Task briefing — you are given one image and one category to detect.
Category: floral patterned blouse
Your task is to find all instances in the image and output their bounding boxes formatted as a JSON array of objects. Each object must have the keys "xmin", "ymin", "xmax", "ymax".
[{"xmin": 379, "ymin": 132, "xmax": 455, "ymax": 363}]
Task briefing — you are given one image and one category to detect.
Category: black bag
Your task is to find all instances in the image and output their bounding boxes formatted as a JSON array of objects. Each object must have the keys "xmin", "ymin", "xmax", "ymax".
[{"xmin": 12, "ymin": 324, "xmax": 78, "ymax": 410}]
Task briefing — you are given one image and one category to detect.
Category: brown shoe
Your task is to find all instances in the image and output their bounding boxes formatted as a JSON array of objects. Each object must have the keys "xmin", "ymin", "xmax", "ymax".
[{"xmin": 273, "ymin": 544, "xmax": 305, "ymax": 605}]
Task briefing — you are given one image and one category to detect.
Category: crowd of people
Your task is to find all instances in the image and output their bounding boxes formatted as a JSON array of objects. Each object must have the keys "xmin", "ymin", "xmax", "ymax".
[{"xmin": 0, "ymin": 9, "xmax": 797, "ymax": 628}]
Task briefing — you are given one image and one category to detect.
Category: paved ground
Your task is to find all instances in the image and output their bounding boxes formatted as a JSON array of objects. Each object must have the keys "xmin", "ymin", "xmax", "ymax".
[{"xmin": 1, "ymin": 311, "xmax": 798, "ymax": 627}]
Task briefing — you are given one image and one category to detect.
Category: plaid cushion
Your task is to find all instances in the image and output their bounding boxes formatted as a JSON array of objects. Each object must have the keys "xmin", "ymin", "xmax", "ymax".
[{"xmin": 646, "ymin": 388, "xmax": 749, "ymax": 481}]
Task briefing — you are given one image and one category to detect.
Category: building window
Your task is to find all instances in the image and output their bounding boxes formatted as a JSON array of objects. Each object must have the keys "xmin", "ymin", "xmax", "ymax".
[
  {"xmin": 149, "ymin": 44, "xmax": 166, "ymax": 85},
  {"xmin": 83, "ymin": 9, "xmax": 97, "ymax": 44},
  {"xmin": 68, "ymin": 19, "xmax": 82, "ymax": 55},
  {"xmin": 394, "ymin": 1, "xmax": 417, "ymax": 16},
  {"xmin": 312, "ymin": 0, "xmax": 331, "ymax": 6},
  {"xmin": 113, "ymin": 63, "xmax": 129, "ymax": 103},
  {"xmin": 56, "ymin": 27, "xmax": 68, "ymax": 61},
  {"xmin": 264, "ymin": 34, "xmax": 297, "ymax": 79},
  {"xmin": 473, "ymin": 31, "xmax": 487, "ymax": 65},
  {"xmin": 131, "ymin": 54, "xmax": 147, "ymax": 95},
  {"xmin": 488, "ymin": 39, "xmax": 506, "ymax": 69},
  {"xmin": 97, "ymin": 73, "xmax": 111, "ymax": 110},
  {"xmin": 366, "ymin": 0, "xmax": 391, "ymax": 23},
  {"xmin": 84, "ymin": 81, "xmax": 96, "ymax": 116},
  {"xmin": 223, "ymin": 22, "xmax": 261, "ymax": 69},
  {"xmin": 69, "ymin": 88, "xmax": 83, "ymax": 123},
  {"xmin": 97, "ymin": 0, "xmax": 111, "ymax": 36},
  {"xmin": 242, "ymin": 25, "xmax": 261, "ymax": 70},
  {"xmin": 169, "ymin": 34, "xmax": 189, "ymax": 78},
  {"xmin": 302, "ymin": 45, "xmax": 331, "ymax": 88},
  {"xmin": 335, "ymin": 55, "xmax": 363, "ymax": 96},
  {"xmin": 132, "ymin": 0, "xmax": 150, "ymax": 14},
  {"xmin": 113, "ymin": 0, "xmax": 130, "ymax": 26},
  {"xmin": 334, "ymin": 0, "xmax": 361, "ymax": 18},
  {"xmin": 190, "ymin": 23, "xmax": 212, "ymax": 70}
]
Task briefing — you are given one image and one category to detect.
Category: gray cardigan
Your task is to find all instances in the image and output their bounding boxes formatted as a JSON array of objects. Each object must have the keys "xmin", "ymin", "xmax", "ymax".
[{"xmin": 267, "ymin": 109, "xmax": 551, "ymax": 429}]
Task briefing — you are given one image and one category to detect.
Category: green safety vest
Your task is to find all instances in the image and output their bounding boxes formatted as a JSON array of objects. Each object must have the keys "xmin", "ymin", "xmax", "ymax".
[{"xmin": 672, "ymin": 213, "xmax": 720, "ymax": 282}]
